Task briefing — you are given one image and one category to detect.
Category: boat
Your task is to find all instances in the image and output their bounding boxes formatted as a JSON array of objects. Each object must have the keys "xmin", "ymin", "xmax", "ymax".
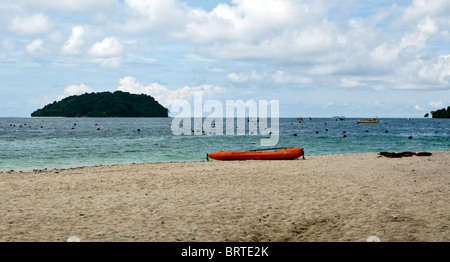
[
  {"xmin": 207, "ymin": 147, "xmax": 304, "ymax": 161},
  {"xmin": 357, "ymin": 117, "xmax": 379, "ymax": 124},
  {"xmin": 296, "ymin": 117, "xmax": 303, "ymax": 123}
]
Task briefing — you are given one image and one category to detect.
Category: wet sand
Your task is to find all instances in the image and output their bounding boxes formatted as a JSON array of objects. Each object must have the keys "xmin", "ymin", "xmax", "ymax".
[{"xmin": 1, "ymin": 151, "xmax": 449, "ymax": 242}]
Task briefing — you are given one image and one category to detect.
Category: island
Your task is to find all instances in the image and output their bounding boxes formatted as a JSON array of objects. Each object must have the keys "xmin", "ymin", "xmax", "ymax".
[
  {"xmin": 425, "ymin": 106, "xmax": 450, "ymax": 119},
  {"xmin": 31, "ymin": 91, "xmax": 168, "ymax": 117}
]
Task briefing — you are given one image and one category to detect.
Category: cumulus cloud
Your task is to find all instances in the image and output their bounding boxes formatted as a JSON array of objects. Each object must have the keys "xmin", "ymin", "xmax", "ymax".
[
  {"xmin": 58, "ymin": 84, "xmax": 94, "ymax": 100},
  {"xmin": 89, "ymin": 37, "xmax": 123, "ymax": 57},
  {"xmin": 122, "ymin": 0, "xmax": 188, "ymax": 33},
  {"xmin": 8, "ymin": 14, "xmax": 51, "ymax": 35},
  {"xmin": 400, "ymin": 0, "xmax": 450, "ymax": 24},
  {"xmin": 63, "ymin": 84, "xmax": 93, "ymax": 96},
  {"xmin": 26, "ymin": 39, "xmax": 48, "ymax": 57},
  {"xmin": 62, "ymin": 26, "xmax": 85, "ymax": 55},
  {"xmin": 88, "ymin": 37, "xmax": 124, "ymax": 68},
  {"xmin": 117, "ymin": 76, "xmax": 226, "ymax": 107}
]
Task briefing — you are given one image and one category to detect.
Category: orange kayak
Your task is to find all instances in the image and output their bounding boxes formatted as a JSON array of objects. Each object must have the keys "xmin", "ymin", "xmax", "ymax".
[{"xmin": 207, "ymin": 147, "xmax": 304, "ymax": 161}]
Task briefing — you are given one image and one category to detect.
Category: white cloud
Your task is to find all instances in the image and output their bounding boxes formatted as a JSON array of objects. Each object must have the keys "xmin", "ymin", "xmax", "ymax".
[
  {"xmin": 228, "ymin": 71, "xmax": 263, "ymax": 83},
  {"xmin": 63, "ymin": 26, "xmax": 85, "ymax": 55},
  {"xmin": 58, "ymin": 84, "xmax": 93, "ymax": 100},
  {"xmin": 89, "ymin": 37, "xmax": 123, "ymax": 57},
  {"xmin": 117, "ymin": 76, "xmax": 226, "ymax": 107},
  {"xmin": 64, "ymin": 84, "xmax": 93, "ymax": 96},
  {"xmin": 20, "ymin": 0, "xmax": 118, "ymax": 12},
  {"xmin": 339, "ymin": 77, "xmax": 366, "ymax": 88},
  {"xmin": 400, "ymin": 0, "xmax": 450, "ymax": 24},
  {"xmin": 96, "ymin": 56, "xmax": 123, "ymax": 69},
  {"xmin": 122, "ymin": 0, "xmax": 188, "ymax": 33},
  {"xmin": 272, "ymin": 71, "xmax": 312, "ymax": 85},
  {"xmin": 1, "ymin": 39, "xmax": 16, "ymax": 51},
  {"xmin": 429, "ymin": 101, "xmax": 444, "ymax": 109},
  {"xmin": 8, "ymin": 14, "xmax": 51, "ymax": 35},
  {"xmin": 414, "ymin": 105, "xmax": 424, "ymax": 110},
  {"xmin": 26, "ymin": 39, "xmax": 48, "ymax": 57}
]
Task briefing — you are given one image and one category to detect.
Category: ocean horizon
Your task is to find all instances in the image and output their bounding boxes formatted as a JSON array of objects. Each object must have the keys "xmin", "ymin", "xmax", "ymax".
[{"xmin": 1, "ymin": 117, "xmax": 449, "ymax": 171}]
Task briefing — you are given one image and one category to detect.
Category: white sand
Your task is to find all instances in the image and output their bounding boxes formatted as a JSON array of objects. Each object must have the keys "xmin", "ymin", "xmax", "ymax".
[{"xmin": 1, "ymin": 151, "xmax": 449, "ymax": 242}]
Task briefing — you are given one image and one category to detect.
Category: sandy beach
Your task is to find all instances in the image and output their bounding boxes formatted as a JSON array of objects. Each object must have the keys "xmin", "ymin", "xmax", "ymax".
[{"xmin": 1, "ymin": 151, "xmax": 449, "ymax": 242}]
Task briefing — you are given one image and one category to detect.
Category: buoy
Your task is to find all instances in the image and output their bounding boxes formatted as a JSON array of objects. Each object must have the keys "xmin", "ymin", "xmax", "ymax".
[
  {"xmin": 385, "ymin": 130, "xmax": 388, "ymax": 133},
  {"xmin": 293, "ymin": 133, "xmax": 297, "ymax": 136},
  {"xmin": 365, "ymin": 130, "xmax": 369, "ymax": 132},
  {"xmin": 137, "ymin": 129, "xmax": 140, "ymax": 132},
  {"xmin": 72, "ymin": 127, "xmax": 74, "ymax": 130},
  {"xmin": 408, "ymin": 136, "xmax": 412, "ymax": 139},
  {"xmin": 325, "ymin": 129, "xmax": 328, "ymax": 131},
  {"xmin": 343, "ymin": 131, "xmax": 346, "ymax": 133},
  {"xmin": 97, "ymin": 128, "xmax": 100, "ymax": 131},
  {"xmin": 315, "ymin": 131, "xmax": 319, "ymax": 134},
  {"xmin": 343, "ymin": 135, "xmax": 347, "ymax": 138}
]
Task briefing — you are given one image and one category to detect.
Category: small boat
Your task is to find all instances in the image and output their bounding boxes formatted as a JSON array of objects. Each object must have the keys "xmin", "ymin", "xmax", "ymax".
[
  {"xmin": 357, "ymin": 117, "xmax": 379, "ymax": 124},
  {"xmin": 207, "ymin": 147, "xmax": 304, "ymax": 161}
]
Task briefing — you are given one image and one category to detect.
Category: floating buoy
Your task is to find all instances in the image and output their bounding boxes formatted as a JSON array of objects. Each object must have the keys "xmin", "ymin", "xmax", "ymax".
[
  {"xmin": 343, "ymin": 131, "xmax": 346, "ymax": 133},
  {"xmin": 365, "ymin": 130, "xmax": 369, "ymax": 132},
  {"xmin": 325, "ymin": 129, "xmax": 328, "ymax": 131},
  {"xmin": 343, "ymin": 135, "xmax": 347, "ymax": 138},
  {"xmin": 385, "ymin": 130, "xmax": 388, "ymax": 133},
  {"xmin": 408, "ymin": 136, "xmax": 412, "ymax": 139},
  {"xmin": 137, "ymin": 129, "xmax": 140, "ymax": 132},
  {"xmin": 97, "ymin": 128, "xmax": 100, "ymax": 131},
  {"xmin": 293, "ymin": 133, "xmax": 297, "ymax": 136},
  {"xmin": 315, "ymin": 131, "xmax": 319, "ymax": 134},
  {"xmin": 72, "ymin": 127, "xmax": 75, "ymax": 130}
]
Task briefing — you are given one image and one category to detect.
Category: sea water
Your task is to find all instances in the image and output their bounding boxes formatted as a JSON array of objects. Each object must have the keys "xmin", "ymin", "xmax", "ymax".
[{"xmin": 0, "ymin": 117, "xmax": 448, "ymax": 171}]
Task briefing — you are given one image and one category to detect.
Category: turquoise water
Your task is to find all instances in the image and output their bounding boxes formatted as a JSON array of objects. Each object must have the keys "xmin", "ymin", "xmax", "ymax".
[{"xmin": 0, "ymin": 117, "xmax": 448, "ymax": 171}]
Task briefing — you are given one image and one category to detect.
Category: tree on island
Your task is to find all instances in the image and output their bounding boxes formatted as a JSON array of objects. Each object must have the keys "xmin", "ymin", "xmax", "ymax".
[
  {"xmin": 426, "ymin": 106, "xmax": 450, "ymax": 119},
  {"xmin": 31, "ymin": 91, "xmax": 168, "ymax": 117}
]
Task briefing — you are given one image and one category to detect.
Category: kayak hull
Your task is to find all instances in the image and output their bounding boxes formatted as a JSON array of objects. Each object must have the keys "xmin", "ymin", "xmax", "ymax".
[{"xmin": 207, "ymin": 147, "xmax": 304, "ymax": 161}]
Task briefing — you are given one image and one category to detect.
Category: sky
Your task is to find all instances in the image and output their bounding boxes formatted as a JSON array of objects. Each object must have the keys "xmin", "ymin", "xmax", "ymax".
[{"xmin": 0, "ymin": 0, "xmax": 449, "ymax": 118}]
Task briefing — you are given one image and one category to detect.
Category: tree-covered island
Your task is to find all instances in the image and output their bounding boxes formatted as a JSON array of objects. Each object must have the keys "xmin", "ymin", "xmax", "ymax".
[
  {"xmin": 31, "ymin": 91, "xmax": 168, "ymax": 117},
  {"xmin": 425, "ymin": 106, "xmax": 450, "ymax": 119}
]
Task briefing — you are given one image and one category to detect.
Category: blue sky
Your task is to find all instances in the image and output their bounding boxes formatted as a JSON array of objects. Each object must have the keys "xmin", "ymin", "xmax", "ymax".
[{"xmin": 1, "ymin": 0, "xmax": 449, "ymax": 117}]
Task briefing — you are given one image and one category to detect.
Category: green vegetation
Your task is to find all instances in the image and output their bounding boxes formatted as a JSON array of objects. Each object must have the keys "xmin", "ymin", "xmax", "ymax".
[
  {"xmin": 31, "ymin": 91, "xmax": 168, "ymax": 117},
  {"xmin": 428, "ymin": 106, "xmax": 450, "ymax": 119}
]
